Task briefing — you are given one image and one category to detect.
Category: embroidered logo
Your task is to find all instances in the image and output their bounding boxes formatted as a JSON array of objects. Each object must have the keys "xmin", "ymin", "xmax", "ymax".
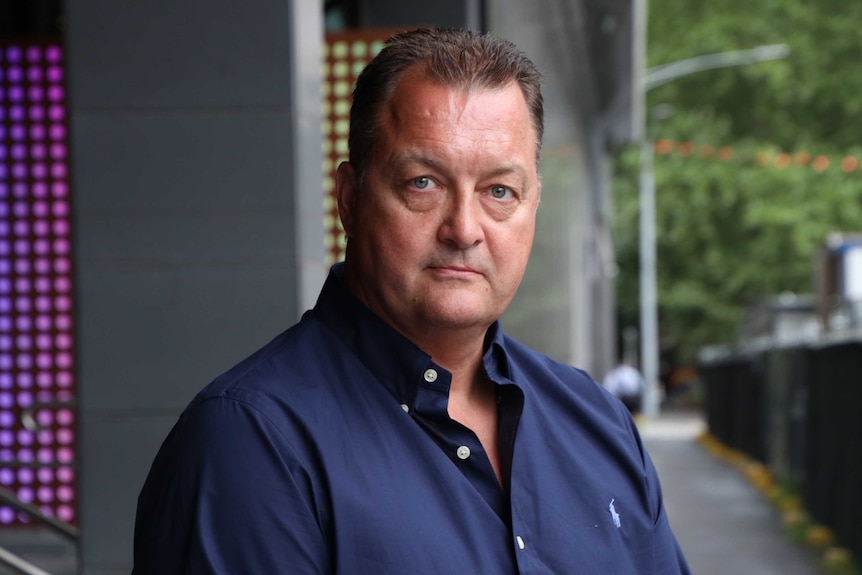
[{"xmin": 609, "ymin": 498, "xmax": 621, "ymax": 528}]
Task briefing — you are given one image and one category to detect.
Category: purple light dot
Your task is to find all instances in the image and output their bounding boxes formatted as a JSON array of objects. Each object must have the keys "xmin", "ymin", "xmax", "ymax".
[
  {"xmin": 35, "ymin": 278, "xmax": 50, "ymax": 293},
  {"xmin": 56, "ymin": 352, "xmax": 72, "ymax": 369},
  {"xmin": 36, "ymin": 410, "xmax": 53, "ymax": 427},
  {"xmin": 50, "ymin": 163, "xmax": 67, "ymax": 179},
  {"xmin": 18, "ymin": 467, "xmax": 33, "ymax": 484},
  {"xmin": 0, "ymin": 335, "xmax": 8, "ymax": 349},
  {"xmin": 53, "ymin": 239, "xmax": 70, "ymax": 255},
  {"xmin": 35, "ymin": 316, "xmax": 50, "ymax": 331},
  {"xmin": 53, "ymin": 221, "xmax": 69, "ymax": 237},
  {"xmin": 29, "ymin": 105, "xmax": 45, "ymax": 122},
  {"xmin": 48, "ymin": 86, "xmax": 64, "ymax": 102},
  {"xmin": 0, "ymin": 412, "xmax": 11, "ymax": 427},
  {"xmin": 57, "ymin": 409, "xmax": 74, "ymax": 426},
  {"xmin": 56, "ymin": 315, "xmax": 72, "ymax": 331},
  {"xmin": 17, "ymin": 487, "xmax": 33, "ymax": 503},
  {"xmin": 8, "ymin": 86, "xmax": 24, "ymax": 103},
  {"xmin": 57, "ymin": 448, "xmax": 73, "ymax": 464},
  {"xmin": 0, "ymin": 431, "xmax": 12, "ymax": 446},
  {"xmin": 27, "ymin": 46, "xmax": 42, "ymax": 62},
  {"xmin": 57, "ymin": 466, "xmax": 74, "ymax": 483},
  {"xmin": 37, "ymin": 487, "xmax": 53, "ymax": 503},
  {"xmin": 36, "ymin": 334, "xmax": 50, "ymax": 349},
  {"xmin": 16, "ymin": 354, "xmax": 33, "ymax": 370},
  {"xmin": 49, "ymin": 143, "xmax": 66, "ymax": 159},
  {"xmin": 37, "ymin": 468, "xmax": 53, "ymax": 483},
  {"xmin": 58, "ymin": 506, "xmax": 74, "ymax": 523},
  {"xmin": 55, "ymin": 296, "xmax": 71, "ymax": 312},
  {"xmin": 55, "ymin": 258, "xmax": 70, "ymax": 274},
  {"xmin": 36, "ymin": 372, "xmax": 51, "ymax": 388},
  {"xmin": 34, "ymin": 239, "xmax": 49, "ymax": 255},
  {"xmin": 30, "ymin": 124, "xmax": 46, "ymax": 140},
  {"xmin": 7, "ymin": 65, "xmax": 22, "ymax": 81},
  {"xmin": 32, "ymin": 183, "xmax": 48, "ymax": 198},
  {"xmin": 10, "ymin": 106, "xmax": 25, "ymax": 122},
  {"xmin": 34, "ymin": 259, "xmax": 50, "ymax": 274},
  {"xmin": 17, "ymin": 391, "xmax": 33, "ymax": 407},
  {"xmin": 0, "ymin": 507, "xmax": 14, "ymax": 523},
  {"xmin": 56, "ymin": 334, "xmax": 72, "ymax": 350},
  {"xmin": 34, "ymin": 221, "xmax": 49, "ymax": 237},
  {"xmin": 31, "ymin": 163, "xmax": 47, "ymax": 180},
  {"xmin": 31, "ymin": 144, "xmax": 46, "ymax": 159},
  {"xmin": 14, "ymin": 239, "xmax": 30, "ymax": 256},
  {"xmin": 13, "ymin": 221, "xmax": 28, "ymax": 236},
  {"xmin": 0, "ymin": 183, "xmax": 6, "ymax": 198},
  {"xmin": 48, "ymin": 105, "xmax": 64, "ymax": 122},
  {"xmin": 0, "ymin": 242, "xmax": 8, "ymax": 257},
  {"xmin": 17, "ymin": 448, "xmax": 33, "ymax": 463},
  {"xmin": 47, "ymin": 66, "xmax": 62, "ymax": 82},
  {"xmin": 54, "ymin": 277, "xmax": 70, "ymax": 293},
  {"xmin": 14, "ymin": 278, "xmax": 30, "ymax": 293},
  {"xmin": 27, "ymin": 66, "xmax": 43, "ymax": 82},
  {"xmin": 0, "ymin": 355, "xmax": 10, "ymax": 370},
  {"xmin": 10, "ymin": 125, "xmax": 25, "ymax": 141},
  {"xmin": 16, "ymin": 316, "xmax": 31, "ymax": 332},
  {"xmin": 16, "ymin": 373, "xmax": 32, "ymax": 390},
  {"xmin": 13, "ymin": 202, "xmax": 28, "ymax": 217},
  {"xmin": 34, "ymin": 297, "xmax": 50, "ymax": 313},
  {"xmin": 0, "ymin": 376, "xmax": 9, "ymax": 391},
  {"xmin": 36, "ymin": 353, "xmax": 52, "ymax": 370},
  {"xmin": 0, "ymin": 146, "xmax": 5, "ymax": 161},
  {"xmin": 16, "ymin": 334, "xmax": 32, "ymax": 350},
  {"xmin": 11, "ymin": 146, "xmax": 26, "ymax": 162},
  {"xmin": 12, "ymin": 183, "xmax": 27, "ymax": 198},
  {"xmin": 57, "ymin": 371, "xmax": 72, "ymax": 388},
  {"xmin": 34, "ymin": 201, "xmax": 49, "ymax": 217},
  {"xmin": 50, "ymin": 183, "xmax": 68, "ymax": 199},
  {"xmin": 46, "ymin": 46, "xmax": 62, "ymax": 63},
  {"xmin": 49, "ymin": 124, "xmax": 65, "ymax": 140},
  {"xmin": 0, "ymin": 469, "xmax": 12, "ymax": 485},
  {"xmin": 5, "ymin": 46, "xmax": 21, "ymax": 61},
  {"xmin": 29, "ymin": 86, "xmax": 44, "ymax": 101},
  {"xmin": 37, "ymin": 430, "xmax": 53, "ymax": 445},
  {"xmin": 57, "ymin": 429, "xmax": 73, "ymax": 445},
  {"xmin": 0, "ymin": 279, "xmax": 8, "ymax": 294},
  {"xmin": 0, "ymin": 261, "xmax": 8, "ymax": 274},
  {"xmin": 15, "ymin": 297, "xmax": 31, "ymax": 312}
]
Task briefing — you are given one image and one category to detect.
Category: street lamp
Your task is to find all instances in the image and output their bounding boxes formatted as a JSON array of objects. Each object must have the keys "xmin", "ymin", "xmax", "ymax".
[{"xmin": 638, "ymin": 44, "xmax": 791, "ymax": 419}]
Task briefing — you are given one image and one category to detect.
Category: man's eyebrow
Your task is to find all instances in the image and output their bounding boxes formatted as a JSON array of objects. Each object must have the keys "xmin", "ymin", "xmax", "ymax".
[{"xmin": 391, "ymin": 153, "xmax": 529, "ymax": 180}]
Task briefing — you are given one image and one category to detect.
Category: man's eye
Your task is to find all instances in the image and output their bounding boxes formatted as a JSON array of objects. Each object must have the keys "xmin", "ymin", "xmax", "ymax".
[
  {"xmin": 490, "ymin": 186, "xmax": 512, "ymax": 199},
  {"xmin": 411, "ymin": 176, "xmax": 433, "ymax": 190}
]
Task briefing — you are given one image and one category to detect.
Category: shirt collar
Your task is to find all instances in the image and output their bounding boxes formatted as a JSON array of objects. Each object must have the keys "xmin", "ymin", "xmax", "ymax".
[{"xmin": 313, "ymin": 263, "xmax": 513, "ymax": 403}]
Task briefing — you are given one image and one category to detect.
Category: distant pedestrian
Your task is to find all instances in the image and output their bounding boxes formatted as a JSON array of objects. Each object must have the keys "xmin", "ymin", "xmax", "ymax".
[{"xmin": 604, "ymin": 360, "xmax": 645, "ymax": 414}]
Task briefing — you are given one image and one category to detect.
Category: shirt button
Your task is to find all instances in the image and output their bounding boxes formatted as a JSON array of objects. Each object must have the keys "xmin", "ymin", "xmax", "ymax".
[
  {"xmin": 516, "ymin": 535, "xmax": 525, "ymax": 550},
  {"xmin": 423, "ymin": 368, "xmax": 438, "ymax": 383},
  {"xmin": 456, "ymin": 445, "xmax": 471, "ymax": 460},
  {"xmin": 400, "ymin": 403, "xmax": 410, "ymax": 413}
]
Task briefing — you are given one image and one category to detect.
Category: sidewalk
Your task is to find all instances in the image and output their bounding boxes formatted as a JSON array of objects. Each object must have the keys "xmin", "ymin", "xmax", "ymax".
[{"xmin": 640, "ymin": 408, "xmax": 824, "ymax": 575}]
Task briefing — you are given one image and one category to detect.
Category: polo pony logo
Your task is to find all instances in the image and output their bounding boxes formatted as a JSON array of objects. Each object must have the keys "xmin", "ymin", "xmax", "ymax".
[{"xmin": 609, "ymin": 498, "xmax": 621, "ymax": 528}]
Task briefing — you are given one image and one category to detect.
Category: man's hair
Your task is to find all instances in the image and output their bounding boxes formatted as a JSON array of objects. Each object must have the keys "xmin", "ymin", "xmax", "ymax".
[{"xmin": 348, "ymin": 27, "xmax": 544, "ymax": 182}]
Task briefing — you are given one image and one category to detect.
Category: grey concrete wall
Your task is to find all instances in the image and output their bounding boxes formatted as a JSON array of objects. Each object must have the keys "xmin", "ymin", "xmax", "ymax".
[{"xmin": 66, "ymin": 1, "xmax": 324, "ymax": 572}]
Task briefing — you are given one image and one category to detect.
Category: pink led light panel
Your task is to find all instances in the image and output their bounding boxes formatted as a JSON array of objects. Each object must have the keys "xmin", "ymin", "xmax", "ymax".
[{"xmin": 0, "ymin": 43, "xmax": 76, "ymax": 525}]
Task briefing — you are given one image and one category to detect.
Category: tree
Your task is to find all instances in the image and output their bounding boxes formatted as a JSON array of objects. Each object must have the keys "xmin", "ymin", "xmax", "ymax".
[{"xmin": 613, "ymin": 1, "xmax": 862, "ymax": 362}]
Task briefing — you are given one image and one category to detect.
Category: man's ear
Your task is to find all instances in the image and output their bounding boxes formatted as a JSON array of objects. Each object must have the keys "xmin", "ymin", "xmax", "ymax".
[{"xmin": 335, "ymin": 161, "xmax": 358, "ymax": 237}]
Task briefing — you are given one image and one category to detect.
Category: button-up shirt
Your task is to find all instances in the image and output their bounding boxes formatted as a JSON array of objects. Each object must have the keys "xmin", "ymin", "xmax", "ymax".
[{"xmin": 133, "ymin": 264, "xmax": 690, "ymax": 574}]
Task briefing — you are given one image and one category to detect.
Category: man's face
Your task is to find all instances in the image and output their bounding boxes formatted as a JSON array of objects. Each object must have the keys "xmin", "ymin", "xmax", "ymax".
[{"xmin": 337, "ymin": 69, "xmax": 540, "ymax": 347}]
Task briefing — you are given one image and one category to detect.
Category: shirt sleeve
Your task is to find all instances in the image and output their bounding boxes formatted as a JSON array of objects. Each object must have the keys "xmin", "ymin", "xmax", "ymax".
[{"xmin": 132, "ymin": 395, "xmax": 332, "ymax": 574}]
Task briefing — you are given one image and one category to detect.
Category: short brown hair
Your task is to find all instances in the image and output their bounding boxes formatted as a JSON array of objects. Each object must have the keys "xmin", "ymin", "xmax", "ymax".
[{"xmin": 348, "ymin": 27, "xmax": 544, "ymax": 182}]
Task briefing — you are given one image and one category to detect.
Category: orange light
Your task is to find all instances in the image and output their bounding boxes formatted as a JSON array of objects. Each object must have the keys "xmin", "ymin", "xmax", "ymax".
[
  {"xmin": 699, "ymin": 144, "xmax": 715, "ymax": 158},
  {"xmin": 812, "ymin": 155, "xmax": 830, "ymax": 172},
  {"xmin": 655, "ymin": 139, "xmax": 675, "ymax": 155},
  {"xmin": 717, "ymin": 146, "xmax": 734, "ymax": 161},
  {"xmin": 678, "ymin": 141, "xmax": 695, "ymax": 157},
  {"xmin": 841, "ymin": 156, "xmax": 858, "ymax": 172},
  {"xmin": 775, "ymin": 153, "xmax": 791, "ymax": 169}
]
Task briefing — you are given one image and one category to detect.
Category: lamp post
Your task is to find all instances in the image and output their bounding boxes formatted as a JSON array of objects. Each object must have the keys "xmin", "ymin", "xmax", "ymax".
[{"xmin": 638, "ymin": 44, "xmax": 790, "ymax": 419}]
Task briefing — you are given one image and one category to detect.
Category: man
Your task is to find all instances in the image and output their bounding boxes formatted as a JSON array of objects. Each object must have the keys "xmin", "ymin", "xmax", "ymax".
[
  {"xmin": 603, "ymin": 360, "xmax": 646, "ymax": 415},
  {"xmin": 133, "ymin": 28, "xmax": 690, "ymax": 574}
]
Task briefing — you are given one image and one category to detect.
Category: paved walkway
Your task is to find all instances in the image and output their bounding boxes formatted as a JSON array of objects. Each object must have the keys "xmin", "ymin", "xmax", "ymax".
[{"xmin": 641, "ymin": 409, "xmax": 824, "ymax": 575}]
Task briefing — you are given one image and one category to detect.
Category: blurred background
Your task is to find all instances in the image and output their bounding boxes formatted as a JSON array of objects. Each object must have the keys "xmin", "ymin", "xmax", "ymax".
[{"xmin": 0, "ymin": 0, "xmax": 858, "ymax": 573}]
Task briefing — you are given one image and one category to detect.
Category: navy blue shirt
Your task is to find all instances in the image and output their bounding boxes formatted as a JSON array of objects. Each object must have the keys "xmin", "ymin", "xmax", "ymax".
[{"xmin": 133, "ymin": 264, "xmax": 689, "ymax": 574}]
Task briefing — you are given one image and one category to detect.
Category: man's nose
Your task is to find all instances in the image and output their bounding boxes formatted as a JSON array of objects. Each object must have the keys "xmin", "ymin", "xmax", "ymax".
[{"xmin": 437, "ymin": 192, "xmax": 484, "ymax": 249}]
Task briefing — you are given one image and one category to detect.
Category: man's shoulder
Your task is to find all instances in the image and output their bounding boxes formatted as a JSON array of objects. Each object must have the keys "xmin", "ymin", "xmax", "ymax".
[{"xmin": 501, "ymin": 333, "xmax": 595, "ymax": 384}]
